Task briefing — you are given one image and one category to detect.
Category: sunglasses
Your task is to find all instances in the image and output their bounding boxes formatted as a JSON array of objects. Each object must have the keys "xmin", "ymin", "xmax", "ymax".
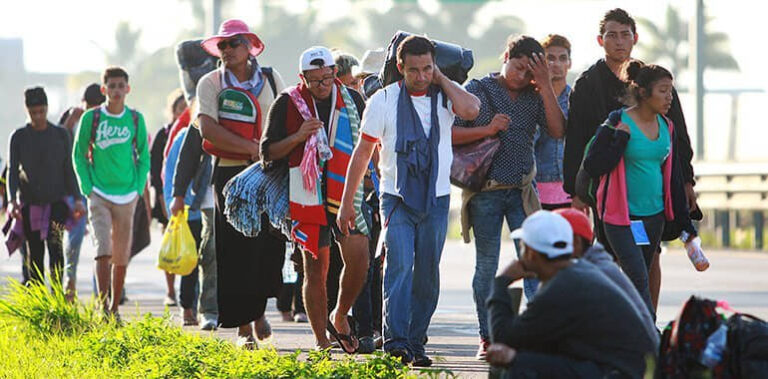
[{"xmin": 217, "ymin": 37, "xmax": 244, "ymax": 51}]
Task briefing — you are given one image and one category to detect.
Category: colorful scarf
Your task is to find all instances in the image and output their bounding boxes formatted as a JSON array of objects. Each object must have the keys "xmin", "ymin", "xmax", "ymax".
[{"xmin": 286, "ymin": 80, "xmax": 368, "ymax": 257}]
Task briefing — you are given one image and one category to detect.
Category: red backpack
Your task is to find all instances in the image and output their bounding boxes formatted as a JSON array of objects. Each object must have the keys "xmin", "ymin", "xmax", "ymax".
[{"xmin": 660, "ymin": 296, "xmax": 731, "ymax": 378}]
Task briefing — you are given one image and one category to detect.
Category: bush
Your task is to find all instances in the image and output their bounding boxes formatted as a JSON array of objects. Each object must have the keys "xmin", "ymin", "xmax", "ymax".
[{"xmin": 0, "ymin": 279, "xmax": 454, "ymax": 378}]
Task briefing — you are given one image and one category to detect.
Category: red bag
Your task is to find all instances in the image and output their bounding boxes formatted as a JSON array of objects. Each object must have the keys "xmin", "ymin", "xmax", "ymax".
[
  {"xmin": 450, "ymin": 137, "xmax": 500, "ymax": 192},
  {"xmin": 202, "ymin": 87, "xmax": 262, "ymax": 160}
]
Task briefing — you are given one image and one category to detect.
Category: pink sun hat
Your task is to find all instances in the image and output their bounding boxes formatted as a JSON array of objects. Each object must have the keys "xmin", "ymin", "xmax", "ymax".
[{"xmin": 201, "ymin": 19, "xmax": 265, "ymax": 58}]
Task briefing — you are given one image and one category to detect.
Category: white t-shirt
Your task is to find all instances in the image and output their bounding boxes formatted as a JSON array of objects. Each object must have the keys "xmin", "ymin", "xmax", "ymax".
[{"xmin": 360, "ymin": 82, "xmax": 455, "ymax": 198}]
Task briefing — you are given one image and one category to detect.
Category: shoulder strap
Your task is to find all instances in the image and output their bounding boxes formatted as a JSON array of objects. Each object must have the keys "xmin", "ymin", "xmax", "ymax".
[
  {"xmin": 261, "ymin": 67, "xmax": 278, "ymax": 98},
  {"xmin": 130, "ymin": 108, "xmax": 139, "ymax": 163},
  {"xmin": 88, "ymin": 109, "xmax": 101, "ymax": 164}
]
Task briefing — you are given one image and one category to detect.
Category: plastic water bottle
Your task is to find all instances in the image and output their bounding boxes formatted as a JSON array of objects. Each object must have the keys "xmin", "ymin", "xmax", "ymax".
[
  {"xmin": 680, "ymin": 231, "xmax": 710, "ymax": 272},
  {"xmin": 699, "ymin": 324, "xmax": 728, "ymax": 368},
  {"xmin": 282, "ymin": 243, "xmax": 298, "ymax": 284}
]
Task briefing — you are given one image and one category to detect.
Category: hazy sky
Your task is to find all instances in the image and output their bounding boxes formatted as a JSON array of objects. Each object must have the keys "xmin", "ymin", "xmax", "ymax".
[{"xmin": 1, "ymin": 0, "xmax": 764, "ymax": 91}]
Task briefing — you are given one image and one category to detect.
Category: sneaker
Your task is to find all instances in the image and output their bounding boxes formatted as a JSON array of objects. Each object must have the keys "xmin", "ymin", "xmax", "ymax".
[
  {"xmin": 357, "ymin": 336, "xmax": 376, "ymax": 354},
  {"xmin": 163, "ymin": 295, "xmax": 177, "ymax": 307},
  {"xmin": 293, "ymin": 312, "xmax": 308, "ymax": 323},
  {"xmin": 200, "ymin": 317, "xmax": 218, "ymax": 331},
  {"xmin": 412, "ymin": 353, "xmax": 433, "ymax": 367},
  {"xmin": 387, "ymin": 348, "xmax": 413, "ymax": 364},
  {"xmin": 475, "ymin": 338, "xmax": 490, "ymax": 361}
]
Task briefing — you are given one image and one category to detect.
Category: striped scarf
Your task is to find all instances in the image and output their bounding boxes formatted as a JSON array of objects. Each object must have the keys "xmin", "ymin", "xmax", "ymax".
[{"xmin": 287, "ymin": 80, "xmax": 368, "ymax": 258}]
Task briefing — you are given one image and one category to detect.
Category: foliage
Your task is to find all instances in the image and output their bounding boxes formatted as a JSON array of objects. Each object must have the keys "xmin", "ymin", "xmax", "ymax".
[
  {"xmin": 636, "ymin": 4, "xmax": 739, "ymax": 78},
  {"xmin": 0, "ymin": 279, "xmax": 454, "ymax": 378}
]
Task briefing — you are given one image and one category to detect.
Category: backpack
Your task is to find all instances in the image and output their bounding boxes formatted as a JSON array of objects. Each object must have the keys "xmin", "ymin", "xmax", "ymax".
[
  {"xmin": 201, "ymin": 67, "xmax": 277, "ymax": 160},
  {"xmin": 660, "ymin": 296, "xmax": 731, "ymax": 378},
  {"xmin": 88, "ymin": 107, "xmax": 140, "ymax": 164},
  {"xmin": 573, "ymin": 134, "xmax": 599, "ymax": 208},
  {"xmin": 726, "ymin": 313, "xmax": 768, "ymax": 377}
]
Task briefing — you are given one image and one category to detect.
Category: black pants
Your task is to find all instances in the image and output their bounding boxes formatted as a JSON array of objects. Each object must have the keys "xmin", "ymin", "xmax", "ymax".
[
  {"xmin": 277, "ymin": 247, "xmax": 305, "ymax": 314},
  {"xmin": 214, "ymin": 165, "xmax": 285, "ymax": 328},
  {"xmin": 22, "ymin": 203, "xmax": 67, "ymax": 285},
  {"xmin": 502, "ymin": 351, "xmax": 609, "ymax": 378},
  {"xmin": 179, "ymin": 219, "xmax": 202, "ymax": 310},
  {"xmin": 352, "ymin": 203, "xmax": 383, "ymax": 338}
]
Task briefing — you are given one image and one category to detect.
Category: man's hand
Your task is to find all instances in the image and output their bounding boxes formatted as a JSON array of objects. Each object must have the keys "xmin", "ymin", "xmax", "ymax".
[
  {"xmin": 248, "ymin": 139, "xmax": 260, "ymax": 161},
  {"xmin": 336, "ymin": 201, "xmax": 356, "ymax": 236},
  {"xmin": 485, "ymin": 343, "xmax": 516, "ymax": 366},
  {"xmin": 528, "ymin": 53, "xmax": 551, "ymax": 92},
  {"xmin": 432, "ymin": 65, "xmax": 446, "ymax": 86},
  {"xmin": 169, "ymin": 196, "xmax": 185, "ymax": 217},
  {"xmin": 684, "ymin": 183, "xmax": 699, "ymax": 213},
  {"xmin": 73, "ymin": 200, "xmax": 86, "ymax": 220},
  {"xmin": 295, "ymin": 118, "xmax": 324, "ymax": 142},
  {"xmin": 487, "ymin": 114, "xmax": 510, "ymax": 136},
  {"xmin": 497, "ymin": 260, "xmax": 536, "ymax": 283},
  {"xmin": 9, "ymin": 201, "xmax": 21, "ymax": 220},
  {"xmin": 571, "ymin": 196, "xmax": 590, "ymax": 215}
]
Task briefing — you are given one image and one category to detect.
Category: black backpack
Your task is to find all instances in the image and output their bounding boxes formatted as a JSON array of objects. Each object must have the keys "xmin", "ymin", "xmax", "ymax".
[{"xmin": 726, "ymin": 313, "xmax": 768, "ymax": 377}]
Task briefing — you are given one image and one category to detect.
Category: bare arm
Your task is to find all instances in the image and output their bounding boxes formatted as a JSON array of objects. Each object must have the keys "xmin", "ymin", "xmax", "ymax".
[
  {"xmin": 434, "ymin": 69, "xmax": 480, "ymax": 121},
  {"xmin": 337, "ymin": 138, "xmax": 378, "ymax": 234},
  {"xmin": 198, "ymin": 114, "xmax": 259, "ymax": 159}
]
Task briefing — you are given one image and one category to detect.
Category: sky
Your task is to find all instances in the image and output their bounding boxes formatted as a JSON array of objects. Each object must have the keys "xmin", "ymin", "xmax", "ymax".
[
  {"xmin": 1, "ymin": 0, "xmax": 764, "ymax": 90},
  {"xmin": 1, "ymin": 0, "xmax": 765, "ymax": 161}
]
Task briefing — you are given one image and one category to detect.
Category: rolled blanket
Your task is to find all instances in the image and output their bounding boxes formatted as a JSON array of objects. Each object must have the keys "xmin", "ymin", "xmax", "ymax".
[{"xmin": 223, "ymin": 162, "xmax": 291, "ymax": 239}]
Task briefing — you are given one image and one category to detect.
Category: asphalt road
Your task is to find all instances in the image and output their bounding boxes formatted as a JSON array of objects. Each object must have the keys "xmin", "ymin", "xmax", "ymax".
[{"xmin": 2, "ymin": 227, "xmax": 767, "ymax": 378}]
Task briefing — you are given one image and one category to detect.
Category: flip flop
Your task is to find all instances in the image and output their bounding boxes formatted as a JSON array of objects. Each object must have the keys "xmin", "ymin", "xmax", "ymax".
[{"xmin": 326, "ymin": 315, "xmax": 358, "ymax": 354}]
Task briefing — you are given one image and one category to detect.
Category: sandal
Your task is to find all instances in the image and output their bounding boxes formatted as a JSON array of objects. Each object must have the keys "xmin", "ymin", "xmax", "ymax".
[{"xmin": 326, "ymin": 315, "xmax": 358, "ymax": 354}]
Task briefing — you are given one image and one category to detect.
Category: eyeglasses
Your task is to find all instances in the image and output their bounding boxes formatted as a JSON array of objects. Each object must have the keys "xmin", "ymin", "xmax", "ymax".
[
  {"xmin": 305, "ymin": 76, "xmax": 335, "ymax": 88},
  {"xmin": 217, "ymin": 37, "xmax": 244, "ymax": 51}
]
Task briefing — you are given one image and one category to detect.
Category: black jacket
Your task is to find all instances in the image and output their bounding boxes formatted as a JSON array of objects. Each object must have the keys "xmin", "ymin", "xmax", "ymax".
[
  {"xmin": 563, "ymin": 59, "xmax": 695, "ymax": 196},
  {"xmin": 584, "ymin": 109, "xmax": 696, "ymax": 241}
]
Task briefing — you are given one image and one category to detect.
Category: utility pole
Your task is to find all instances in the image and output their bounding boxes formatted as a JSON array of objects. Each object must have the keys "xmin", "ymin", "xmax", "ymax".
[
  {"xmin": 206, "ymin": 0, "xmax": 222, "ymax": 36},
  {"xmin": 690, "ymin": 0, "xmax": 705, "ymax": 160}
]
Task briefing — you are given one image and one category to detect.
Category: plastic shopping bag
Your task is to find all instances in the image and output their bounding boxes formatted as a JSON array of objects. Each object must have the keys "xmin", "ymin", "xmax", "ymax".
[{"xmin": 157, "ymin": 208, "xmax": 198, "ymax": 275}]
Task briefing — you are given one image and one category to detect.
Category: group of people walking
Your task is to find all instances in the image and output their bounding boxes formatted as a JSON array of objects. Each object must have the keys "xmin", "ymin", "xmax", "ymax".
[{"xmin": 5, "ymin": 7, "xmax": 701, "ymax": 377}]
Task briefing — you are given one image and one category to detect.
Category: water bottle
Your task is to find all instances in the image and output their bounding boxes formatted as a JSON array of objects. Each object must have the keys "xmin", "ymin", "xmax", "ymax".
[
  {"xmin": 699, "ymin": 324, "xmax": 728, "ymax": 368},
  {"xmin": 282, "ymin": 243, "xmax": 298, "ymax": 284},
  {"xmin": 680, "ymin": 231, "xmax": 710, "ymax": 272}
]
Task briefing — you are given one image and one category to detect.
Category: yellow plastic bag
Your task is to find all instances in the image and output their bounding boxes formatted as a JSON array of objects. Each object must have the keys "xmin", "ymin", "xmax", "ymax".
[{"xmin": 157, "ymin": 208, "xmax": 198, "ymax": 275}]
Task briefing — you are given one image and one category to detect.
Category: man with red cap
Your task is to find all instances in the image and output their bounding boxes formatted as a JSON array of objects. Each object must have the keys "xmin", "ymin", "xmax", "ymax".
[
  {"xmin": 554, "ymin": 208, "xmax": 659, "ymax": 347},
  {"xmin": 190, "ymin": 19, "xmax": 286, "ymax": 349}
]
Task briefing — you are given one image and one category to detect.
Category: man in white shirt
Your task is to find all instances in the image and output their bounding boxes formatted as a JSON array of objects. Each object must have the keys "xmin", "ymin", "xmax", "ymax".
[{"xmin": 337, "ymin": 35, "xmax": 480, "ymax": 366}]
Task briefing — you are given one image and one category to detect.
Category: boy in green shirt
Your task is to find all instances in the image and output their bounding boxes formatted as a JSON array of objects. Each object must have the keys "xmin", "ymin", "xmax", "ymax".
[{"xmin": 72, "ymin": 67, "xmax": 150, "ymax": 317}]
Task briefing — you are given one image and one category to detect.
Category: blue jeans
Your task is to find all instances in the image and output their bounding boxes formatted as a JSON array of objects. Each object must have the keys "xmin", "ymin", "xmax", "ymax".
[
  {"xmin": 65, "ymin": 196, "xmax": 87, "ymax": 285},
  {"xmin": 469, "ymin": 189, "xmax": 538, "ymax": 340},
  {"xmin": 381, "ymin": 194, "xmax": 449, "ymax": 356}
]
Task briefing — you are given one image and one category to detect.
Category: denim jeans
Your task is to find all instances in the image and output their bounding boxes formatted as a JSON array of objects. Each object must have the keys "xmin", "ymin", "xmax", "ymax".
[
  {"xmin": 381, "ymin": 194, "xmax": 449, "ymax": 356},
  {"xmin": 65, "ymin": 195, "xmax": 87, "ymax": 284},
  {"xmin": 469, "ymin": 188, "xmax": 538, "ymax": 340},
  {"xmin": 604, "ymin": 212, "xmax": 665, "ymax": 319},
  {"xmin": 353, "ymin": 197, "xmax": 381, "ymax": 338},
  {"xmin": 198, "ymin": 208, "xmax": 218, "ymax": 320}
]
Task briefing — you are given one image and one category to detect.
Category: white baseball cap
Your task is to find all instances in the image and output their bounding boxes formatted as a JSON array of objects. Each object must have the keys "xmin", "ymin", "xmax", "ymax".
[
  {"xmin": 510, "ymin": 210, "xmax": 573, "ymax": 258},
  {"xmin": 352, "ymin": 48, "xmax": 386, "ymax": 77},
  {"xmin": 300, "ymin": 46, "xmax": 335, "ymax": 72}
]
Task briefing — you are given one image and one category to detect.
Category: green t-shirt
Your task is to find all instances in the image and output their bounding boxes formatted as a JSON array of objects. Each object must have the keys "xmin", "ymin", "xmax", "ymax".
[
  {"xmin": 622, "ymin": 112, "xmax": 670, "ymax": 217},
  {"xmin": 72, "ymin": 105, "xmax": 150, "ymax": 198}
]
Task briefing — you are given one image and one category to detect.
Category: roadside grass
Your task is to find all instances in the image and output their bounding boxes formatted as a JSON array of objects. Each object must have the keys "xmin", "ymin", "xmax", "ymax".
[{"xmin": 0, "ymin": 278, "xmax": 455, "ymax": 378}]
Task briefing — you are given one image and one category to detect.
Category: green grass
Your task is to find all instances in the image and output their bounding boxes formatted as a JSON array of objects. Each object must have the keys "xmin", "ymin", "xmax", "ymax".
[{"xmin": 0, "ymin": 279, "xmax": 455, "ymax": 378}]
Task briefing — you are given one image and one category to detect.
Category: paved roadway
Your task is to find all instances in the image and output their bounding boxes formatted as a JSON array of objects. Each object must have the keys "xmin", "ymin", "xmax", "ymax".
[{"xmin": 1, "ymin": 227, "xmax": 767, "ymax": 378}]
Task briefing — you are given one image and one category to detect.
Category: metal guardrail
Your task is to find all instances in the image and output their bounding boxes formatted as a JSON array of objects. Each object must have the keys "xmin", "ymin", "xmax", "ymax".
[{"xmin": 694, "ymin": 162, "xmax": 768, "ymax": 248}]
